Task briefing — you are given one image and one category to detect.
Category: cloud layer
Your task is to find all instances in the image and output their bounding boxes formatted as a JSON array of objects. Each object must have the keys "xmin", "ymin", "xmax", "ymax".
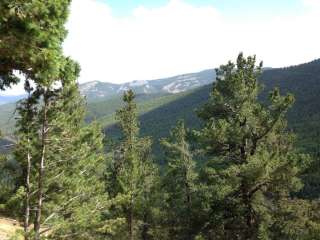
[{"xmin": 62, "ymin": 0, "xmax": 320, "ymax": 84}]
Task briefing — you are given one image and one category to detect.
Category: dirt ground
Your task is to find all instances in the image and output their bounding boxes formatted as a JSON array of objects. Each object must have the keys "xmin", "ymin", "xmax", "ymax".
[{"xmin": 0, "ymin": 218, "xmax": 22, "ymax": 240}]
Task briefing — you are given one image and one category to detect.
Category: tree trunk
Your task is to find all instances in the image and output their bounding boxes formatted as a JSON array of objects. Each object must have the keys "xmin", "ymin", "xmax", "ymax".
[
  {"xmin": 128, "ymin": 203, "xmax": 134, "ymax": 240},
  {"xmin": 24, "ymin": 139, "xmax": 31, "ymax": 240},
  {"xmin": 141, "ymin": 212, "xmax": 149, "ymax": 240},
  {"xmin": 240, "ymin": 142, "xmax": 253, "ymax": 239},
  {"xmin": 185, "ymin": 180, "xmax": 193, "ymax": 240},
  {"xmin": 245, "ymin": 200, "xmax": 254, "ymax": 240},
  {"xmin": 241, "ymin": 183, "xmax": 253, "ymax": 240},
  {"xmin": 34, "ymin": 94, "xmax": 48, "ymax": 240},
  {"xmin": 127, "ymin": 191, "xmax": 134, "ymax": 240}
]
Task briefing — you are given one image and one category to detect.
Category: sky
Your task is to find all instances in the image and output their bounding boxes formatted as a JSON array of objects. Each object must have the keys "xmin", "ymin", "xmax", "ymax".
[{"xmin": 2, "ymin": 0, "xmax": 320, "ymax": 95}]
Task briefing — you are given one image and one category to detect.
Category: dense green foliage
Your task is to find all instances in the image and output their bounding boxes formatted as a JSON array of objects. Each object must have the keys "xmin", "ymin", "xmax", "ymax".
[
  {"xmin": 260, "ymin": 59, "xmax": 320, "ymax": 154},
  {"xmin": 1, "ymin": 1, "xmax": 320, "ymax": 239},
  {"xmin": 12, "ymin": 84, "xmax": 108, "ymax": 239},
  {"xmin": 160, "ymin": 120, "xmax": 200, "ymax": 239},
  {"xmin": 105, "ymin": 90, "xmax": 158, "ymax": 240},
  {"xmin": 0, "ymin": 0, "xmax": 76, "ymax": 87},
  {"xmin": 195, "ymin": 54, "xmax": 306, "ymax": 239},
  {"xmin": 0, "ymin": 1, "xmax": 104, "ymax": 239}
]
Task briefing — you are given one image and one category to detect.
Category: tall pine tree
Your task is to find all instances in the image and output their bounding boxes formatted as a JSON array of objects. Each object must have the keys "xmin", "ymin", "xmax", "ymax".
[
  {"xmin": 14, "ymin": 81, "xmax": 111, "ymax": 239},
  {"xmin": 196, "ymin": 53, "xmax": 304, "ymax": 239},
  {"xmin": 106, "ymin": 90, "xmax": 158, "ymax": 240},
  {"xmin": 161, "ymin": 120, "xmax": 199, "ymax": 240},
  {"xmin": 39, "ymin": 83, "xmax": 108, "ymax": 240}
]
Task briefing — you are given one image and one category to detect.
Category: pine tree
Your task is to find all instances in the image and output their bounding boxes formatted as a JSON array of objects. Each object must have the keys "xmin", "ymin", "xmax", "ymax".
[
  {"xmin": 14, "ymin": 80, "xmax": 39, "ymax": 240},
  {"xmin": 43, "ymin": 84, "xmax": 108, "ymax": 240},
  {"xmin": 14, "ymin": 82, "xmax": 111, "ymax": 239},
  {"xmin": 2, "ymin": 1, "xmax": 126, "ymax": 239},
  {"xmin": 0, "ymin": 0, "xmax": 73, "ymax": 89},
  {"xmin": 106, "ymin": 90, "xmax": 158, "ymax": 240},
  {"xmin": 30, "ymin": 56, "xmax": 80, "ymax": 239},
  {"xmin": 196, "ymin": 53, "xmax": 304, "ymax": 239},
  {"xmin": 160, "ymin": 120, "xmax": 199, "ymax": 240},
  {"xmin": 270, "ymin": 198, "xmax": 320, "ymax": 239}
]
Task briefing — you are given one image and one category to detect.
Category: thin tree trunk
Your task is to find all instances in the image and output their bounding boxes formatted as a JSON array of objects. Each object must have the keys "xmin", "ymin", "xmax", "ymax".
[
  {"xmin": 241, "ymin": 183, "xmax": 253, "ymax": 240},
  {"xmin": 24, "ymin": 90, "xmax": 33, "ymax": 240},
  {"xmin": 24, "ymin": 138, "xmax": 31, "ymax": 240},
  {"xmin": 141, "ymin": 212, "xmax": 148, "ymax": 240},
  {"xmin": 34, "ymin": 94, "xmax": 48, "ymax": 240},
  {"xmin": 141, "ymin": 186, "xmax": 149, "ymax": 240},
  {"xmin": 245, "ymin": 200, "xmax": 254, "ymax": 240},
  {"xmin": 185, "ymin": 181, "xmax": 193, "ymax": 240},
  {"xmin": 183, "ymin": 136, "xmax": 192, "ymax": 240},
  {"xmin": 128, "ymin": 197, "xmax": 134, "ymax": 240},
  {"xmin": 240, "ymin": 143, "xmax": 253, "ymax": 240}
]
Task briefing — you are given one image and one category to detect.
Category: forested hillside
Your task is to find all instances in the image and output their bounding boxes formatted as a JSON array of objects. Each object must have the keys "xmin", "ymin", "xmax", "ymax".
[
  {"xmin": 100, "ymin": 59, "xmax": 320, "ymax": 158},
  {"xmin": 260, "ymin": 59, "xmax": 320, "ymax": 154}
]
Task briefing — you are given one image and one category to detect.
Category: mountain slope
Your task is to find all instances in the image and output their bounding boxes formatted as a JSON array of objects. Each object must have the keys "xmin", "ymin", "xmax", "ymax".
[
  {"xmin": 0, "ymin": 95, "xmax": 25, "ymax": 105},
  {"xmin": 0, "ymin": 103, "xmax": 16, "ymax": 136},
  {"xmin": 104, "ymin": 85, "xmax": 211, "ymax": 159},
  {"xmin": 102, "ymin": 59, "xmax": 320, "ymax": 157},
  {"xmin": 260, "ymin": 59, "xmax": 320, "ymax": 153}
]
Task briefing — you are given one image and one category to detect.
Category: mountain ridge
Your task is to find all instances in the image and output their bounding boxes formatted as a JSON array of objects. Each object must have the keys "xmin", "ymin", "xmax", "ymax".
[{"xmin": 80, "ymin": 69, "xmax": 215, "ymax": 101}]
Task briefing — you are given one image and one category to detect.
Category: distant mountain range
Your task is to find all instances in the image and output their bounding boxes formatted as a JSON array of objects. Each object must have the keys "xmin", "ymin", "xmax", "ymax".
[
  {"xmin": 0, "ymin": 95, "xmax": 25, "ymax": 105},
  {"xmin": 0, "ymin": 69, "xmax": 215, "ymax": 106},
  {"xmin": 0, "ymin": 69, "xmax": 216, "ymax": 135},
  {"xmin": 79, "ymin": 69, "xmax": 215, "ymax": 101}
]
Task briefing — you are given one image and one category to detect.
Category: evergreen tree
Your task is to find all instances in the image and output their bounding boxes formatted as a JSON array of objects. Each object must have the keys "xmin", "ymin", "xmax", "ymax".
[
  {"xmin": 39, "ymin": 84, "xmax": 108, "ymax": 240},
  {"xmin": 14, "ymin": 82, "xmax": 111, "ymax": 239},
  {"xmin": 106, "ymin": 90, "xmax": 158, "ymax": 240},
  {"xmin": 0, "ymin": 0, "xmax": 73, "ymax": 89},
  {"xmin": 14, "ymin": 80, "xmax": 39, "ymax": 239},
  {"xmin": 160, "ymin": 120, "xmax": 199, "ymax": 240},
  {"xmin": 1, "ymin": 1, "xmax": 116, "ymax": 238},
  {"xmin": 196, "ymin": 53, "xmax": 304, "ymax": 239},
  {"xmin": 270, "ymin": 198, "xmax": 320, "ymax": 239}
]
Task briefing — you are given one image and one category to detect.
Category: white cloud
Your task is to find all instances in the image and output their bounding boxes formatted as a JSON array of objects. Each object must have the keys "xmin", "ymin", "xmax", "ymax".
[
  {"xmin": 0, "ymin": 82, "xmax": 25, "ymax": 96},
  {"xmin": 63, "ymin": 0, "xmax": 227, "ymax": 83},
  {"xmin": 303, "ymin": 0, "xmax": 320, "ymax": 9},
  {"xmin": 62, "ymin": 0, "xmax": 320, "ymax": 84},
  {"xmin": 2, "ymin": 0, "xmax": 320, "ymax": 95}
]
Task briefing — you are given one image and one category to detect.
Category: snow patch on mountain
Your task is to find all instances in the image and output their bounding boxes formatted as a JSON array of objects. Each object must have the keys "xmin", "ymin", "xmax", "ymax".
[
  {"xmin": 80, "ymin": 81, "xmax": 99, "ymax": 92},
  {"xmin": 129, "ymin": 80, "xmax": 148, "ymax": 87},
  {"xmin": 162, "ymin": 74, "xmax": 203, "ymax": 93},
  {"xmin": 118, "ymin": 85, "xmax": 129, "ymax": 93}
]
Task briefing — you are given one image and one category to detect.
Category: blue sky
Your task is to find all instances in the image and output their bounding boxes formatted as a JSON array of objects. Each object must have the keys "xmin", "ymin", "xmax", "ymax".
[{"xmin": 102, "ymin": 0, "xmax": 304, "ymax": 17}]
